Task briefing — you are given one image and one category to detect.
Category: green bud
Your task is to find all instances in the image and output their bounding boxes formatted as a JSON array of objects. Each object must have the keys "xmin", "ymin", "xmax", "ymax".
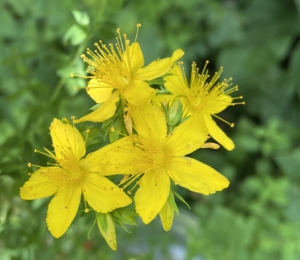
[
  {"xmin": 96, "ymin": 213, "xmax": 117, "ymax": 250},
  {"xmin": 167, "ymin": 97, "xmax": 183, "ymax": 127}
]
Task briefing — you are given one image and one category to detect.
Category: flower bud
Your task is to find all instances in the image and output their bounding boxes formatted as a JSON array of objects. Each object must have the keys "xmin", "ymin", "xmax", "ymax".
[
  {"xmin": 97, "ymin": 213, "xmax": 117, "ymax": 250},
  {"xmin": 167, "ymin": 97, "xmax": 183, "ymax": 127}
]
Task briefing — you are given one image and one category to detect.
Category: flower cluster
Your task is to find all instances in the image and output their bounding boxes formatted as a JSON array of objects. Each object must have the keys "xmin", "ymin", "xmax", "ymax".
[{"xmin": 20, "ymin": 24, "xmax": 244, "ymax": 250}]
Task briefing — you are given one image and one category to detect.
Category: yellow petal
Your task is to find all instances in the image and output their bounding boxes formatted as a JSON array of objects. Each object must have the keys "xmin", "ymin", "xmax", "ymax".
[
  {"xmin": 131, "ymin": 104, "xmax": 167, "ymax": 145},
  {"xmin": 167, "ymin": 156, "xmax": 230, "ymax": 195},
  {"xmin": 122, "ymin": 80, "xmax": 156, "ymax": 107},
  {"xmin": 46, "ymin": 183, "xmax": 82, "ymax": 238},
  {"xmin": 50, "ymin": 119, "xmax": 85, "ymax": 161},
  {"xmin": 206, "ymin": 95, "xmax": 232, "ymax": 114},
  {"xmin": 86, "ymin": 79, "xmax": 113, "ymax": 103},
  {"xmin": 123, "ymin": 42, "xmax": 144, "ymax": 74},
  {"xmin": 82, "ymin": 173, "xmax": 131, "ymax": 213},
  {"xmin": 133, "ymin": 49, "xmax": 184, "ymax": 81},
  {"xmin": 164, "ymin": 63, "xmax": 189, "ymax": 97},
  {"xmin": 20, "ymin": 167, "xmax": 62, "ymax": 200},
  {"xmin": 159, "ymin": 194, "xmax": 174, "ymax": 231},
  {"xmin": 162, "ymin": 112, "xmax": 208, "ymax": 156},
  {"xmin": 79, "ymin": 145, "xmax": 109, "ymax": 175},
  {"xmin": 100, "ymin": 137, "xmax": 142, "ymax": 175},
  {"xmin": 135, "ymin": 169, "xmax": 170, "ymax": 224},
  {"xmin": 203, "ymin": 112, "xmax": 235, "ymax": 151},
  {"xmin": 74, "ymin": 91, "xmax": 119, "ymax": 123}
]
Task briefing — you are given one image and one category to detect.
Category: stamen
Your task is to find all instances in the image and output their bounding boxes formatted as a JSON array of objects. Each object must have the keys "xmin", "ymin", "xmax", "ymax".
[
  {"xmin": 117, "ymin": 29, "xmax": 125, "ymax": 53},
  {"xmin": 120, "ymin": 174, "xmax": 130, "ymax": 184},
  {"xmin": 201, "ymin": 60, "xmax": 209, "ymax": 75},
  {"xmin": 212, "ymin": 114, "xmax": 234, "ymax": 127},
  {"xmin": 231, "ymin": 101, "xmax": 246, "ymax": 106},
  {"xmin": 71, "ymin": 73, "xmax": 92, "ymax": 79},
  {"xmin": 110, "ymin": 127, "xmax": 127, "ymax": 137},
  {"xmin": 232, "ymin": 96, "xmax": 243, "ymax": 100},
  {"xmin": 230, "ymin": 96, "xmax": 245, "ymax": 106},
  {"xmin": 135, "ymin": 23, "xmax": 141, "ymax": 42},
  {"xmin": 119, "ymin": 172, "xmax": 143, "ymax": 190},
  {"xmin": 28, "ymin": 162, "xmax": 42, "ymax": 168},
  {"xmin": 34, "ymin": 148, "xmax": 56, "ymax": 160},
  {"xmin": 224, "ymin": 85, "xmax": 238, "ymax": 95},
  {"xmin": 127, "ymin": 178, "xmax": 140, "ymax": 194},
  {"xmin": 84, "ymin": 129, "xmax": 90, "ymax": 144},
  {"xmin": 84, "ymin": 199, "xmax": 89, "ymax": 213},
  {"xmin": 46, "ymin": 162, "xmax": 60, "ymax": 166}
]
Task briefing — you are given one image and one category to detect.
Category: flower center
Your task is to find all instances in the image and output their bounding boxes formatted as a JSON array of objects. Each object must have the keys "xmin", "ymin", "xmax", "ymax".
[
  {"xmin": 71, "ymin": 24, "xmax": 142, "ymax": 93},
  {"xmin": 132, "ymin": 135, "xmax": 166, "ymax": 171}
]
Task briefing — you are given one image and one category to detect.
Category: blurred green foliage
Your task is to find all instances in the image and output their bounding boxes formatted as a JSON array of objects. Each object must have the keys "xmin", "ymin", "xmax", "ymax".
[{"xmin": 1, "ymin": 0, "xmax": 300, "ymax": 259}]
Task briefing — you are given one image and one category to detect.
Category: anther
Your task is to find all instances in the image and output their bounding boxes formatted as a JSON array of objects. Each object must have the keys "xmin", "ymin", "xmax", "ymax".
[{"xmin": 28, "ymin": 163, "xmax": 31, "ymax": 167}]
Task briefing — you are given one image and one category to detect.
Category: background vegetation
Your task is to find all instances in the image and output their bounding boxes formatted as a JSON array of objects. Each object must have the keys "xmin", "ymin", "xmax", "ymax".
[{"xmin": 1, "ymin": 0, "xmax": 300, "ymax": 259}]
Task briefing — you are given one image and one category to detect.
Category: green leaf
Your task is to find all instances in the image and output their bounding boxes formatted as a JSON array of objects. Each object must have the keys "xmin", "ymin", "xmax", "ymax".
[
  {"xmin": 63, "ymin": 25, "xmax": 87, "ymax": 46},
  {"xmin": 173, "ymin": 191, "xmax": 190, "ymax": 210},
  {"xmin": 274, "ymin": 147, "xmax": 300, "ymax": 182},
  {"xmin": 72, "ymin": 10, "xmax": 90, "ymax": 26},
  {"xmin": 112, "ymin": 208, "xmax": 138, "ymax": 227},
  {"xmin": 78, "ymin": 125, "xmax": 103, "ymax": 147}
]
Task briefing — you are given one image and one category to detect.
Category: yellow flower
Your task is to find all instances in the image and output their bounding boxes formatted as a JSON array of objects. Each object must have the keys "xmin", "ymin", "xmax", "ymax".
[
  {"xmin": 164, "ymin": 61, "xmax": 245, "ymax": 150},
  {"xmin": 101, "ymin": 105, "xmax": 229, "ymax": 226},
  {"xmin": 73, "ymin": 24, "xmax": 184, "ymax": 123},
  {"xmin": 20, "ymin": 119, "xmax": 131, "ymax": 238}
]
